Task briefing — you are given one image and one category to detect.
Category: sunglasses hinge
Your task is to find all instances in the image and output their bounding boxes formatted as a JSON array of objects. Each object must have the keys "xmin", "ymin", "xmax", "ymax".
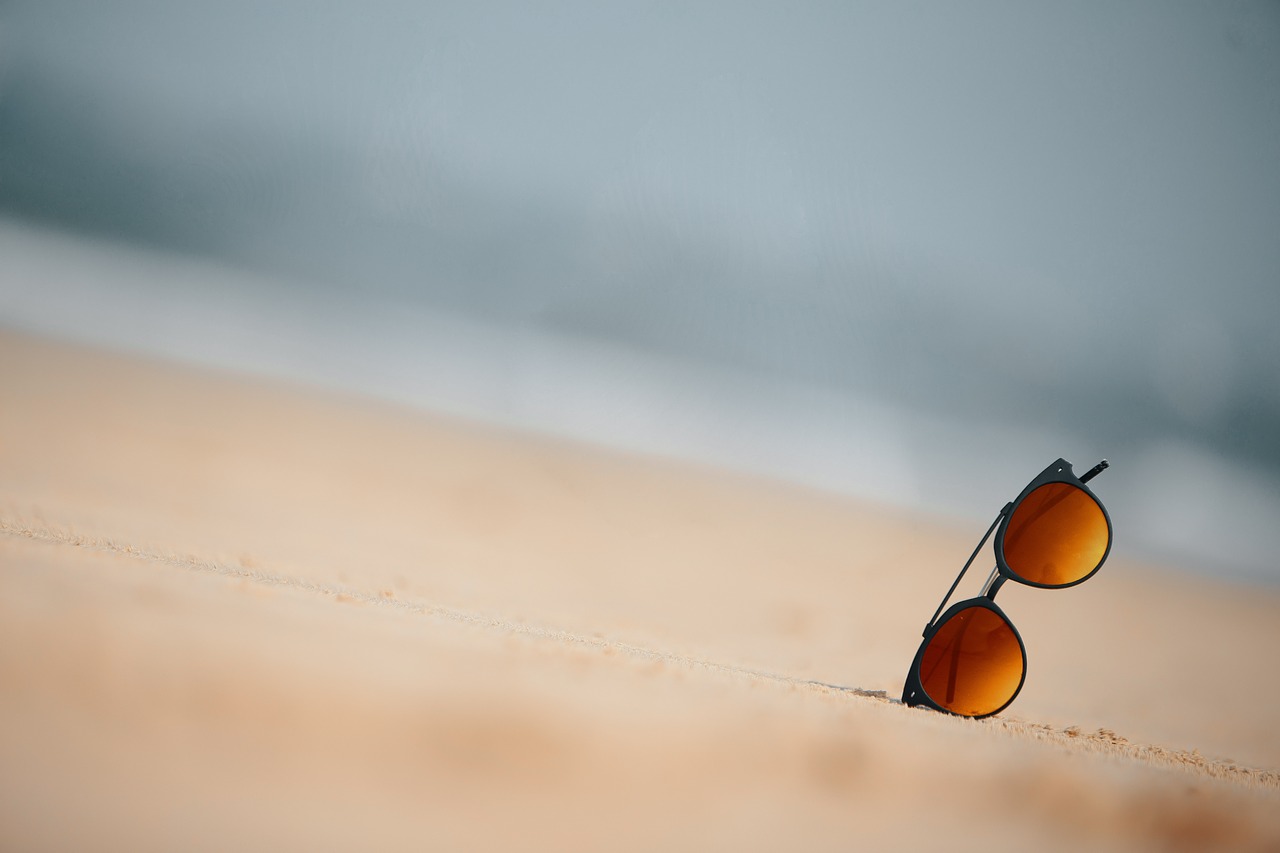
[{"xmin": 980, "ymin": 568, "xmax": 1007, "ymax": 599}]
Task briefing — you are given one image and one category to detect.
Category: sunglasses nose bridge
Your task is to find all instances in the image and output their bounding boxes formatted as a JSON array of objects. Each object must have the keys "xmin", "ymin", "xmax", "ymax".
[{"xmin": 979, "ymin": 567, "xmax": 1007, "ymax": 599}]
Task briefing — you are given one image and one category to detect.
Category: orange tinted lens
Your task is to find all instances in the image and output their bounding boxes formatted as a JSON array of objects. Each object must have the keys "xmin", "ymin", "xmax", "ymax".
[
  {"xmin": 1002, "ymin": 483, "xmax": 1108, "ymax": 586},
  {"xmin": 919, "ymin": 605, "xmax": 1024, "ymax": 717}
]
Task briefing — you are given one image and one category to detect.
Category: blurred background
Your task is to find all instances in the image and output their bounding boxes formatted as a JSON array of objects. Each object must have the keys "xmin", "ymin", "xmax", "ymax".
[{"xmin": 1, "ymin": 1, "xmax": 1277, "ymax": 582}]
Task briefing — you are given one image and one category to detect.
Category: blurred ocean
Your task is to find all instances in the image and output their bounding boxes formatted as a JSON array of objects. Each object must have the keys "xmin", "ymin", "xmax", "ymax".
[{"xmin": 2, "ymin": 2, "xmax": 1278, "ymax": 582}]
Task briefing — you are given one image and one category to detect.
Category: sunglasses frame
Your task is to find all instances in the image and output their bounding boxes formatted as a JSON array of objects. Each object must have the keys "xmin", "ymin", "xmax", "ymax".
[
  {"xmin": 901, "ymin": 457, "xmax": 1111, "ymax": 719},
  {"xmin": 993, "ymin": 458, "xmax": 1113, "ymax": 591}
]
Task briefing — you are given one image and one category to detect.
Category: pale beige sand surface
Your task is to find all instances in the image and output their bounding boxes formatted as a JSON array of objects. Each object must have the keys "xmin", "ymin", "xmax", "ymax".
[{"xmin": 2, "ymin": 330, "xmax": 1279, "ymax": 851}]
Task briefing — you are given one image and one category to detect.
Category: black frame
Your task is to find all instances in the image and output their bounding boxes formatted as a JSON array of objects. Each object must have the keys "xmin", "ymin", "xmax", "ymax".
[
  {"xmin": 901, "ymin": 597, "xmax": 1028, "ymax": 718},
  {"xmin": 901, "ymin": 457, "xmax": 1111, "ymax": 718}
]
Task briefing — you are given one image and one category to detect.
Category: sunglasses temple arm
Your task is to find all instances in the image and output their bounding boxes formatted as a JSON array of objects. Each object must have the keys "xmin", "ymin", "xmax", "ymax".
[
  {"xmin": 1080, "ymin": 459, "xmax": 1109, "ymax": 483},
  {"xmin": 922, "ymin": 502, "xmax": 1012, "ymax": 636}
]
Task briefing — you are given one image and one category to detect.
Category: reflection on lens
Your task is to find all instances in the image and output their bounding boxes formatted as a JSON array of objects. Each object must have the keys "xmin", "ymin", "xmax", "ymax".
[
  {"xmin": 1002, "ymin": 483, "xmax": 1109, "ymax": 586},
  {"xmin": 919, "ymin": 605, "xmax": 1024, "ymax": 717}
]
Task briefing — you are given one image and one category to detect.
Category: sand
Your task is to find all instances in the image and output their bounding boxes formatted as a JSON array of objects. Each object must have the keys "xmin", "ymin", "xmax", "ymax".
[{"xmin": 2, "ymin": 329, "xmax": 1278, "ymax": 851}]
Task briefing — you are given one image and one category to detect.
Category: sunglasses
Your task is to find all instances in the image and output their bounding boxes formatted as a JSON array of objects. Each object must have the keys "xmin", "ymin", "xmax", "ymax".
[{"xmin": 901, "ymin": 458, "xmax": 1112, "ymax": 718}]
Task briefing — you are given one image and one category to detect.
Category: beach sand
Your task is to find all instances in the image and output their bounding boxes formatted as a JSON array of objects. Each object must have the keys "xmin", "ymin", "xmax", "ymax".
[{"xmin": 2, "ymin": 329, "xmax": 1278, "ymax": 851}]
